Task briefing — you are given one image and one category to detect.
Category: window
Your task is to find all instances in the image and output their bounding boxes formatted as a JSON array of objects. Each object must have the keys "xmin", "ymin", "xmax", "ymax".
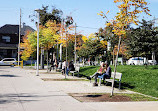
[
  {"xmin": 3, "ymin": 59, "xmax": 15, "ymax": 61},
  {"xmin": 2, "ymin": 36, "xmax": 10, "ymax": 42},
  {"xmin": 132, "ymin": 58, "xmax": 144, "ymax": 60},
  {"xmin": 0, "ymin": 50, "xmax": 7, "ymax": 56}
]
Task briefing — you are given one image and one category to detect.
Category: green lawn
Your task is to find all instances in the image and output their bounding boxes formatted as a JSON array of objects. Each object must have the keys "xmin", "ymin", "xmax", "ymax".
[{"xmin": 79, "ymin": 65, "xmax": 158, "ymax": 98}]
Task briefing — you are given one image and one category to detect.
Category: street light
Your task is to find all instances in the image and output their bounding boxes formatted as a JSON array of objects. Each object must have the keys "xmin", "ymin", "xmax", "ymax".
[
  {"xmin": 74, "ymin": 23, "xmax": 77, "ymax": 68},
  {"xmin": 18, "ymin": 8, "xmax": 21, "ymax": 67},
  {"xmin": 35, "ymin": 9, "xmax": 40, "ymax": 76}
]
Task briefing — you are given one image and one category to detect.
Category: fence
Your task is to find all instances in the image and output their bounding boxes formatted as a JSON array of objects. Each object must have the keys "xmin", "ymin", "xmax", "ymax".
[{"xmin": 14, "ymin": 61, "xmax": 23, "ymax": 68}]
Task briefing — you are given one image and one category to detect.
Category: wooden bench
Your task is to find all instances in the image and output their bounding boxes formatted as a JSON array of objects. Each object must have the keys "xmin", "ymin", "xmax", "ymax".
[
  {"xmin": 69, "ymin": 66, "xmax": 80, "ymax": 77},
  {"xmin": 98, "ymin": 72, "xmax": 122, "ymax": 89}
]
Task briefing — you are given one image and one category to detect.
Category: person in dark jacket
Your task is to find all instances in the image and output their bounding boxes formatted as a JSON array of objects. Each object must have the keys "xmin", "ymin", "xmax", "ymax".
[
  {"xmin": 103, "ymin": 63, "xmax": 111, "ymax": 80},
  {"xmin": 68, "ymin": 61, "xmax": 75, "ymax": 71}
]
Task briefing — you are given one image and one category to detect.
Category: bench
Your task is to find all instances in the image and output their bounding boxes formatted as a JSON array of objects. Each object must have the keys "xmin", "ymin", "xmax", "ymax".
[
  {"xmin": 69, "ymin": 66, "xmax": 80, "ymax": 77},
  {"xmin": 98, "ymin": 72, "xmax": 122, "ymax": 89}
]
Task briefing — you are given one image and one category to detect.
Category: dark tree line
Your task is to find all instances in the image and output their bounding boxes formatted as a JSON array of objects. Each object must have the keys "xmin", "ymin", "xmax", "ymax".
[{"xmin": 127, "ymin": 19, "xmax": 158, "ymax": 60}]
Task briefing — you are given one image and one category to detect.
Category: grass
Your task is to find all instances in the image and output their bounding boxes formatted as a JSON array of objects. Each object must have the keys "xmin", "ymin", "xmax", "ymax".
[
  {"xmin": 79, "ymin": 65, "xmax": 158, "ymax": 98},
  {"xmin": 79, "ymin": 66, "xmax": 99, "ymax": 77},
  {"xmin": 115, "ymin": 93, "xmax": 158, "ymax": 101},
  {"xmin": 116, "ymin": 93, "xmax": 157, "ymax": 101}
]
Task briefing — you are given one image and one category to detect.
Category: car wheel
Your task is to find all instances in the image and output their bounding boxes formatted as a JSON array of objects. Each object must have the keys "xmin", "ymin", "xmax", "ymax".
[{"xmin": 11, "ymin": 63, "xmax": 15, "ymax": 67}]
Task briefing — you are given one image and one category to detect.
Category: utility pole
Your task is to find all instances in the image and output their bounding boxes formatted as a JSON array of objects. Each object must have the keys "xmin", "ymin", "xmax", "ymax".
[
  {"xmin": 18, "ymin": 8, "xmax": 21, "ymax": 67},
  {"xmin": 74, "ymin": 23, "xmax": 77, "ymax": 68},
  {"xmin": 65, "ymin": 26, "xmax": 67, "ymax": 79},
  {"xmin": 60, "ymin": 19, "xmax": 64, "ymax": 62},
  {"xmin": 59, "ymin": 44, "xmax": 62, "ymax": 62},
  {"xmin": 35, "ymin": 9, "xmax": 40, "ymax": 76}
]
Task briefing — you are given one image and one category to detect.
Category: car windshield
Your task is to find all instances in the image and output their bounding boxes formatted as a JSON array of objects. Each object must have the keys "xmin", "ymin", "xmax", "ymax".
[
  {"xmin": 132, "ymin": 58, "xmax": 144, "ymax": 60},
  {"xmin": 3, "ymin": 59, "xmax": 15, "ymax": 61}
]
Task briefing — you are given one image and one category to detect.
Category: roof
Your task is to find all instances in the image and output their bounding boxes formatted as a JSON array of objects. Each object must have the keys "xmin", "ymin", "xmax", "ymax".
[{"xmin": 0, "ymin": 24, "xmax": 35, "ymax": 35}]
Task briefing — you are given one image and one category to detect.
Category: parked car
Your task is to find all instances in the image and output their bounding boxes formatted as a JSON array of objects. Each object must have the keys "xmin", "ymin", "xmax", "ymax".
[
  {"xmin": 127, "ymin": 57, "xmax": 146, "ymax": 65},
  {"xmin": 148, "ymin": 60, "xmax": 157, "ymax": 65},
  {"xmin": 0, "ymin": 58, "xmax": 17, "ymax": 66}
]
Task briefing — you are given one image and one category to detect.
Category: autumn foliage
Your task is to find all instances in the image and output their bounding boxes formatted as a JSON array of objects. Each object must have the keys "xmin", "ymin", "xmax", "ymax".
[
  {"xmin": 20, "ymin": 31, "xmax": 34, "ymax": 61},
  {"xmin": 20, "ymin": 21, "xmax": 61, "ymax": 60},
  {"xmin": 98, "ymin": 0, "xmax": 150, "ymax": 36}
]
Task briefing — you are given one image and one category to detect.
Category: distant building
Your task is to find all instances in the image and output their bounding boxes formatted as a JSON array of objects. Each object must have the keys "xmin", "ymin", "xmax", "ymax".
[{"xmin": 0, "ymin": 24, "xmax": 35, "ymax": 59}]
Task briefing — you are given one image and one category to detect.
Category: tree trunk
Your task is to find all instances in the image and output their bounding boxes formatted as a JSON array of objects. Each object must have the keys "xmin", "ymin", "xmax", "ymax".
[
  {"xmin": 152, "ymin": 51, "xmax": 155, "ymax": 60},
  {"xmin": 40, "ymin": 48, "xmax": 42, "ymax": 69},
  {"xmin": 57, "ymin": 43, "xmax": 59, "ymax": 63},
  {"xmin": 47, "ymin": 49, "xmax": 49, "ymax": 72},
  {"xmin": 41, "ymin": 48, "xmax": 44, "ymax": 69},
  {"xmin": 95, "ymin": 56, "xmax": 97, "ymax": 66},
  {"xmin": 83, "ymin": 57, "xmax": 85, "ymax": 66},
  {"xmin": 113, "ymin": 49, "xmax": 115, "ymax": 66},
  {"xmin": 111, "ymin": 36, "xmax": 121, "ymax": 96}
]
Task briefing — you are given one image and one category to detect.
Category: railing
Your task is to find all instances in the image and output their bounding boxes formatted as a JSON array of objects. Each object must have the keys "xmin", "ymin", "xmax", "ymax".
[{"xmin": 13, "ymin": 60, "xmax": 23, "ymax": 68}]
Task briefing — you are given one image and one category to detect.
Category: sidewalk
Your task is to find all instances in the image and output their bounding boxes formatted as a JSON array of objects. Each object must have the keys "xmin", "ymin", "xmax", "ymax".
[
  {"xmin": 30, "ymin": 69, "xmax": 134, "ymax": 94},
  {"xmin": 0, "ymin": 67, "xmax": 158, "ymax": 111}
]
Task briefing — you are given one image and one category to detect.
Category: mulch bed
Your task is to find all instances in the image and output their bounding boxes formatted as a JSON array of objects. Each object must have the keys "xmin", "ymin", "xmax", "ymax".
[
  {"xmin": 69, "ymin": 93, "xmax": 158, "ymax": 102},
  {"xmin": 70, "ymin": 93, "xmax": 131, "ymax": 102}
]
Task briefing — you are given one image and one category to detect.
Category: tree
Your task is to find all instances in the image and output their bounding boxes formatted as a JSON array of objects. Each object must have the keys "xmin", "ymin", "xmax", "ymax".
[
  {"xmin": 20, "ymin": 31, "xmax": 35, "ymax": 61},
  {"xmin": 77, "ymin": 34, "xmax": 105, "ymax": 64},
  {"xmin": 127, "ymin": 19, "xmax": 158, "ymax": 60},
  {"xmin": 29, "ymin": 6, "xmax": 63, "ymax": 69},
  {"xmin": 38, "ymin": 6, "xmax": 63, "ymax": 26},
  {"xmin": 60, "ymin": 33, "xmax": 75, "ymax": 61},
  {"xmin": 98, "ymin": 0, "xmax": 150, "ymax": 96},
  {"xmin": 41, "ymin": 21, "xmax": 60, "ymax": 71},
  {"xmin": 96, "ymin": 26, "xmax": 119, "ymax": 64},
  {"xmin": 21, "ymin": 21, "xmax": 60, "ymax": 69}
]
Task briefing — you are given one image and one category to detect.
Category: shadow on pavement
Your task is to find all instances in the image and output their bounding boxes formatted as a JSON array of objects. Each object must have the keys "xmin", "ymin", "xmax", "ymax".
[
  {"xmin": 0, "ymin": 93, "xmax": 70, "ymax": 104},
  {"xmin": 0, "ymin": 74, "xmax": 20, "ymax": 77}
]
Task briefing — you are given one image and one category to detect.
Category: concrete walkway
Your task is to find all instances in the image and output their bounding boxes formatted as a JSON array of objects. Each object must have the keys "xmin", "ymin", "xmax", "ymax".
[{"xmin": 0, "ymin": 66, "xmax": 158, "ymax": 111}]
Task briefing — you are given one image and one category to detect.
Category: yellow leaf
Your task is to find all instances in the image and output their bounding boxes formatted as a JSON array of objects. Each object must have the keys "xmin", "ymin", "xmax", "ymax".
[
  {"xmin": 82, "ymin": 36, "xmax": 88, "ymax": 42},
  {"xmin": 106, "ymin": 22, "xmax": 111, "ymax": 26},
  {"xmin": 106, "ymin": 10, "xmax": 110, "ymax": 14}
]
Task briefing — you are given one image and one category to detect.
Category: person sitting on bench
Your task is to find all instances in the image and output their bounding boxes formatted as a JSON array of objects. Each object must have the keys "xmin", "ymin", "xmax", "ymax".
[
  {"xmin": 102, "ymin": 63, "xmax": 111, "ymax": 83},
  {"xmin": 90, "ymin": 62, "xmax": 106, "ymax": 86}
]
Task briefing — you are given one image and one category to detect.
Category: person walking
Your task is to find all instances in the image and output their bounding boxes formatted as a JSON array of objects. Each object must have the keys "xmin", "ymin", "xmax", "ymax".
[{"xmin": 62, "ymin": 60, "xmax": 69, "ymax": 75}]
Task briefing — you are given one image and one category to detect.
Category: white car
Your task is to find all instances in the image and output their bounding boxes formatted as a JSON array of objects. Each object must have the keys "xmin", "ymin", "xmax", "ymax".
[
  {"xmin": 127, "ymin": 57, "xmax": 146, "ymax": 65},
  {"xmin": 148, "ymin": 60, "xmax": 157, "ymax": 65},
  {"xmin": 0, "ymin": 58, "xmax": 17, "ymax": 66}
]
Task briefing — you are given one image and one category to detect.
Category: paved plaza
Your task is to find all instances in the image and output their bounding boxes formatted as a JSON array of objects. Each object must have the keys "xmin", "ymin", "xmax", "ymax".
[{"xmin": 0, "ymin": 66, "xmax": 158, "ymax": 111}]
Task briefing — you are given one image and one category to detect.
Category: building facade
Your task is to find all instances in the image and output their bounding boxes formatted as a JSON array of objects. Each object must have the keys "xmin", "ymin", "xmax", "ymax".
[{"xmin": 0, "ymin": 24, "xmax": 34, "ymax": 60}]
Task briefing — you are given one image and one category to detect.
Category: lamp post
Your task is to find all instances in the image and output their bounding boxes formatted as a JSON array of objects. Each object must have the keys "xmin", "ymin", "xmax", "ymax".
[
  {"xmin": 74, "ymin": 23, "xmax": 77, "ymax": 68},
  {"xmin": 18, "ymin": 8, "xmax": 21, "ymax": 67},
  {"xmin": 35, "ymin": 9, "xmax": 40, "ymax": 76},
  {"xmin": 59, "ymin": 19, "xmax": 64, "ymax": 63}
]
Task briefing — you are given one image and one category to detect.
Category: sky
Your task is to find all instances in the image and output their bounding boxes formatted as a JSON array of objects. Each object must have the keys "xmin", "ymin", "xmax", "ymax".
[{"xmin": 0, "ymin": 0, "xmax": 158, "ymax": 36}]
